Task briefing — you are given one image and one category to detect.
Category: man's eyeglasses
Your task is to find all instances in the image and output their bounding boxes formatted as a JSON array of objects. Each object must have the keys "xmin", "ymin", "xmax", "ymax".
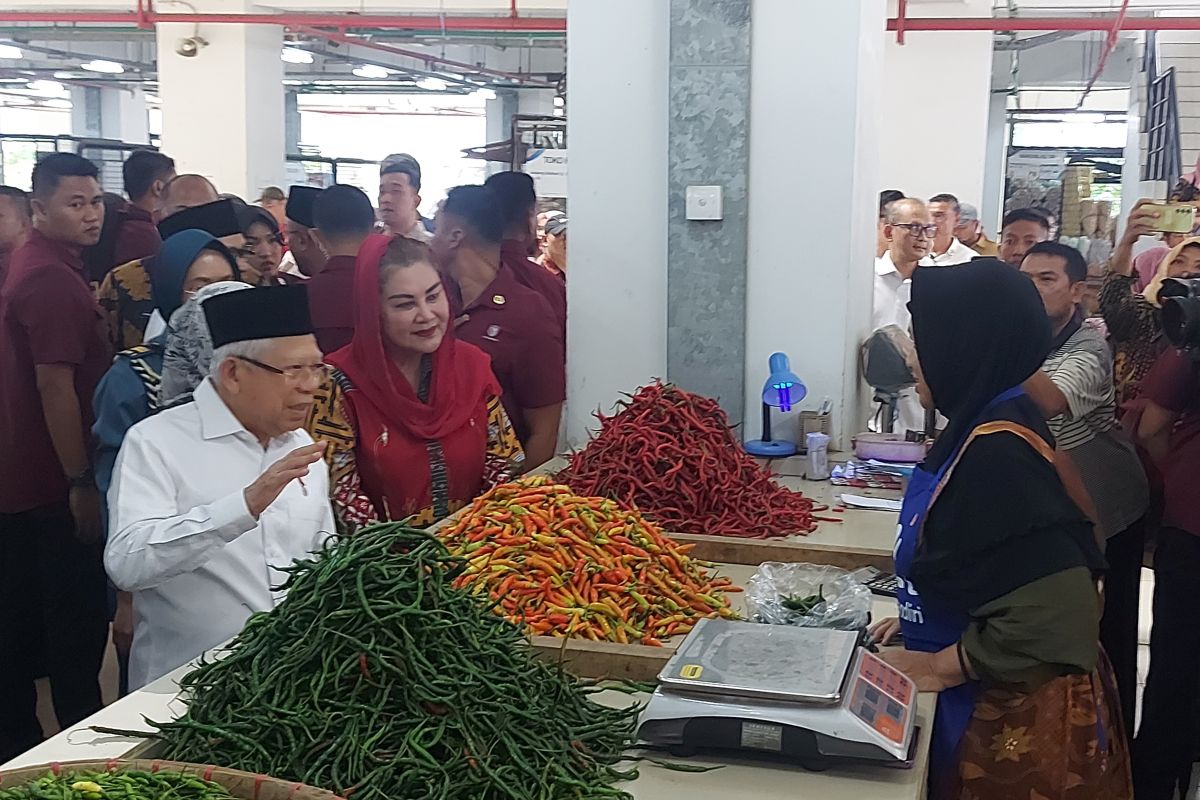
[
  {"xmin": 892, "ymin": 223, "xmax": 938, "ymax": 239},
  {"xmin": 235, "ymin": 356, "xmax": 331, "ymax": 383}
]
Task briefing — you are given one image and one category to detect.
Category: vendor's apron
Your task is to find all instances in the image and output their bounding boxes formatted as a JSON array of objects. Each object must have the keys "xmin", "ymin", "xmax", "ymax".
[{"xmin": 893, "ymin": 386, "xmax": 1051, "ymax": 786}]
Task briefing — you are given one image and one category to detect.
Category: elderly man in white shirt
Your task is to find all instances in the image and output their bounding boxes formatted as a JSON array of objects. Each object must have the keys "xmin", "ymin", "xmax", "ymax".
[
  {"xmin": 872, "ymin": 198, "xmax": 935, "ymax": 433},
  {"xmin": 926, "ymin": 193, "xmax": 977, "ymax": 266},
  {"xmin": 106, "ymin": 285, "xmax": 334, "ymax": 689}
]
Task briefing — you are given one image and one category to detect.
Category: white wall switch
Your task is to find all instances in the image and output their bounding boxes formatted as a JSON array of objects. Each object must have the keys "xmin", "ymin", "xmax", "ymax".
[{"xmin": 685, "ymin": 185, "xmax": 723, "ymax": 220}]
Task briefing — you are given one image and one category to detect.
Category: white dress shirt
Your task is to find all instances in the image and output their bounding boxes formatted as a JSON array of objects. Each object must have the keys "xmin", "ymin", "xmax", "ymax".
[
  {"xmin": 870, "ymin": 252, "xmax": 929, "ymax": 435},
  {"xmin": 106, "ymin": 378, "xmax": 335, "ymax": 689},
  {"xmin": 928, "ymin": 237, "xmax": 976, "ymax": 266}
]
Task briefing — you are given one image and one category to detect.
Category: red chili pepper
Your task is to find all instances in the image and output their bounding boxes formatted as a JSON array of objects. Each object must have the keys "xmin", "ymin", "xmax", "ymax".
[
  {"xmin": 560, "ymin": 381, "xmax": 821, "ymax": 539},
  {"xmin": 358, "ymin": 652, "xmax": 372, "ymax": 680}
]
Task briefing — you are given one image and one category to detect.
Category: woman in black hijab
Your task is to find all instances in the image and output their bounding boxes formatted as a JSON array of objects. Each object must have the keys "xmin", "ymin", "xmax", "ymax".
[{"xmin": 872, "ymin": 259, "xmax": 1129, "ymax": 799}]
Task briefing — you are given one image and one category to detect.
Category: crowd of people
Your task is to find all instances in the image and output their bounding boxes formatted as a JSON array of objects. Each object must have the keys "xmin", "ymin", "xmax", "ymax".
[
  {"xmin": 0, "ymin": 148, "xmax": 569, "ymax": 763},
  {"xmin": 871, "ymin": 181, "xmax": 1200, "ymax": 798}
]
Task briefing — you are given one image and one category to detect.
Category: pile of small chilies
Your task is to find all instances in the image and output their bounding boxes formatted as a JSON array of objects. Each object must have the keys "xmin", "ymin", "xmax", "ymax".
[
  {"xmin": 560, "ymin": 381, "xmax": 829, "ymax": 539},
  {"xmin": 439, "ymin": 477, "xmax": 739, "ymax": 646}
]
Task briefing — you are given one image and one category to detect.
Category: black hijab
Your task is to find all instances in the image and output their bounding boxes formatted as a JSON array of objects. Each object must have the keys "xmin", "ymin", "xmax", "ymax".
[{"xmin": 908, "ymin": 259, "xmax": 1105, "ymax": 611}]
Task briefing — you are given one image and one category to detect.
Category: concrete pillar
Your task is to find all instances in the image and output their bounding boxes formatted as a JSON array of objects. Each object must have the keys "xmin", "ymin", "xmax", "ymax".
[
  {"xmin": 284, "ymin": 89, "xmax": 301, "ymax": 155},
  {"xmin": 565, "ymin": 0, "xmax": 669, "ymax": 447},
  {"xmin": 981, "ymin": 92, "xmax": 1009, "ymax": 235},
  {"xmin": 666, "ymin": 0, "xmax": 752, "ymax": 423},
  {"xmin": 69, "ymin": 86, "xmax": 148, "ymax": 143},
  {"xmin": 744, "ymin": 0, "xmax": 885, "ymax": 448},
  {"xmin": 156, "ymin": 1, "xmax": 285, "ymax": 199},
  {"xmin": 517, "ymin": 88, "xmax": 556, "ymax": 117},
  {"xmin": 484, "ymin": 89, "xmax": 519, "ymax": 175},
  {"xmin": 878, "ymin": 0, "xmax": 993, "ymax": 203}
]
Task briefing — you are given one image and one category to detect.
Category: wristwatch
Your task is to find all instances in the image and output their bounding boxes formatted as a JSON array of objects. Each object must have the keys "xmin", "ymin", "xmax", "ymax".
[{"xmin": 67, "ymin": 468, "xmax": 95, "ymax": 489}]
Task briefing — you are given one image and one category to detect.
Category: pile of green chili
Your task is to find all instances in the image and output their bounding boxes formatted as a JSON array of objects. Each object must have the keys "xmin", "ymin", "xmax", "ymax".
[
  {"xmin": 138, "ymin": 524, "xmax": 642, "ymax": 799},
  {"xmin": 0, "ymin": 769, "xmax": 234, "ymax": 800}
]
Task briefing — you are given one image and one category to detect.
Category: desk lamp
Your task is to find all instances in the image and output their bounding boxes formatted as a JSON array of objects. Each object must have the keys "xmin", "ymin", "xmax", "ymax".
[{"xmin": 745, "ymin": 352, "xmax": 806, "ymax": 457}]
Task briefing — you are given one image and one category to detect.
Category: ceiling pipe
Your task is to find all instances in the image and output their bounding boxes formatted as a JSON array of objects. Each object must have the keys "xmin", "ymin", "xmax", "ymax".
[
  {"xmin": 1076, "ymin": 0, "xmax": 1130, "ymax": 108},
  {"xmin": 886, "ymin": 15, "xmax": 1200, "ymax": 33},
  {"xmin": 0, "ymin": 10, "xmax": 565, "ymax": 31},
  {"xmin": 294, "ymin": 25, "xmax": 553, "ymax": 87}
]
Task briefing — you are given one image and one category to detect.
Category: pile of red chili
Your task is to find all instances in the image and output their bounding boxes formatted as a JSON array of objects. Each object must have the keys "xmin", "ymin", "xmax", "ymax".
[{"xmin": 559, "ymin": 381, "xmax": 829, "ymax": 539}]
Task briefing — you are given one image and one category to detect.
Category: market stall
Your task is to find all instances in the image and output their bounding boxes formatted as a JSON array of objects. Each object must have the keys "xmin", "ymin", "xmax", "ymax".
[{"xmin": 0, "ymin": 572, "xmax": 931, "ymax": 800}]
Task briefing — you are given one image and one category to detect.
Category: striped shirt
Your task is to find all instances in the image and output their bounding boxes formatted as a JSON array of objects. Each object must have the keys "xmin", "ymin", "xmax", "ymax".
[
  {"xmin": 1042, "ymin": 321, "xmax": 1118, "ymax": 450},
  {"xmin": 1043, "ymin": 320, "xmax": 1148, "ymax": 538}
]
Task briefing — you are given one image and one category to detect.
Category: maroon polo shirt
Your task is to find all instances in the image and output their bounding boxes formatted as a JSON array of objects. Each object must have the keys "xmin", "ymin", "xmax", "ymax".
[
  {"xmin": 309, "ymin": 255, "xmax": 356, "ymax": 356},
  {"xmin": 112, "ymin": 204, "xmax": 162, "ymax": 268},
  {"xmin": 1141, "ymin": 347, "xmax": 1200, "ymax": 536},
  {"xmin": 500, "ymin": 239, "xmax": 566, "ymax": 335},
  {"xmin": 452, "ymin": 265, "xmax": 565, "ymax": 443},
  {"xmin": 0, "ymin": 230, "xmax": 111, "ymax": 513}
]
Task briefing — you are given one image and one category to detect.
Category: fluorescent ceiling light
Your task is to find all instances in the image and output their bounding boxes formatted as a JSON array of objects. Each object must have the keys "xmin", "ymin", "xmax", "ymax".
[
  {"xmin": 27, "ymin": 80, "xmax": 66, "ymax": 96},
  {"xmin": 283, "ymin": 79, "xmax": 302, "ymax": 86},
  {"xmin": 473, "ymin": 87, "xmax": 497, "ymax": 101},
  {"xmin": 52, "ymin": 71, "xmax": 74, "ymax": 79},
  {"xmin": 417, "ymin": 76, "xmax": 448, "ymax": 91},
  {"xmin": 44, "ymin": 98, "xmax": 71, "ymax": 109},
  {"xmin": 81, "ymin": 59, "xmax": 124, "ymax": 74},
  {"xmin": 281, "ymin": 48, "xmax": 313, "ymax": 65},
  {"xmin": 0, "ymin": 44, "xmax": 23, "ymax": 59},
  {"xmin": 553, "ymin": 95, "xmax": 564, "ymax": 108},
  {"xmin": 352, "ymin": 64, "xmax": 390, "ymax": 79}
]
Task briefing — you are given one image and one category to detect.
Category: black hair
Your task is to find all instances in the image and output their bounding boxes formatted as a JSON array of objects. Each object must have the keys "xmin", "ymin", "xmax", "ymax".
[
  {"xmin": 879, "ymin": 189, "xmax": 905, "ymax": 218},
  {"xmin": 1169, "ymin": 179, "xmax": 1199, "ymax": 203},
  {"xmin": 31, "ymin": 153, "xmax": 99, "ymax": 199},
  {"xmin": 0, "ymin": 185, "xmax": 31, "ymax": 218},
  {"xmin": 442, "ymin": 184, "xmax": 505, "ymax": 245},
  {"xmin": 1001, "ymin": 207, "xmax": 1052, "ymax": 232},
  {"xmin": 1026, "ymin": 241, "xmax": 1088, "ymax": 284},
  {"xmin": 380, "ymin": 162, "xmax": 421, "ymax": 193},
  {"xmin": 122, "ymin": 149, "xmax": 175, "ymax": 202},
  {"xmin": 928, "ymin": 193, "xmax": 960, "ymax": 213},
  {"xmin": 313, "ymin": 184, "xmax": 375, "ymax": 239},
  {"xmin": 484, "ymin": 171, "xmax": 536, "ymax": 232}
]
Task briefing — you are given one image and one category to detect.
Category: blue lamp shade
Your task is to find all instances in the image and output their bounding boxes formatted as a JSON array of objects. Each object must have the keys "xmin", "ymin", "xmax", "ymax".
[{"xmin": 761, "ymin": 352, "xmax": 806, "ymax": 412}]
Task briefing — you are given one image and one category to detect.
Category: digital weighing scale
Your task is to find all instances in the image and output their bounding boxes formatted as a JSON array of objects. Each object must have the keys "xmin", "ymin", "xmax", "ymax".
[{"xmin": 636, "ymin": 619, "xmax": 919, "ymax": 771}]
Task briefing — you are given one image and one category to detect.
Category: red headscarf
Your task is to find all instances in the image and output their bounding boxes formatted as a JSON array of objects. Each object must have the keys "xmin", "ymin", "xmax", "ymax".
[{"xmin": 325, "ymin": 234, "xmax": 499, "ymax": 518}]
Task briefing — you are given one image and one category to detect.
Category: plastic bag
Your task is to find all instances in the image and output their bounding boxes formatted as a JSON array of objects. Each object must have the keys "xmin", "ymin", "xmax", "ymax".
[{"xmin": 745, "ymin": 562, "xmax": 872, "ymax": 630}]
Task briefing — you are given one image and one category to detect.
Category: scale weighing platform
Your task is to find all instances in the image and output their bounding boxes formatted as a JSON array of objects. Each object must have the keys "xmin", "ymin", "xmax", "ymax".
[{"xmin": 636, "ymin": 619, "xmax": 919, "ymax": 771}]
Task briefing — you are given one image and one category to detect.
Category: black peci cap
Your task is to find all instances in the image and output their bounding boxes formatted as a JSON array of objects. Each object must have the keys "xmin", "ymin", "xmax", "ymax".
[
  {"xmin": 203, "ymin": 284, "xmax": 314, "ymax": 349},
  {"xmin": 157, "ymin": 199, "xmax": 242, "ymax": 240},
  {"xmin": 285, "ymin": 185, "xmax": 321, "ymax": 229}
]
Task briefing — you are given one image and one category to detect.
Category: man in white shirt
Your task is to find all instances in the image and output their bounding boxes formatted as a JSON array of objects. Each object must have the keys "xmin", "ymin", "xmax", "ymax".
[
  {"xmin": 378, "ymin": 154, "xmax": 433, "ymax": 243},
  {"xmin": 927, "ymin": 193, "xmax": 976, "ymax": 266},
  {"xmin": 106, "ymin": 285, "xmax": 334, "ymax": 689},
  {"xmin": 872, "ymin": 198, "xmax": 935, "ymax": 433}
]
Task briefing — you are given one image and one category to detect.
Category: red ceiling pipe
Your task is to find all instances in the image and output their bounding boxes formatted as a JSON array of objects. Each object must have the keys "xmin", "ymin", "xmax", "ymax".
[
  {"xmin": 0, "ymin": 10, "xmax": 566, "ymax": 31},
  {"xmin": 895, "ymin": 0, "xmax": 907, "ymax": 44},
  {"xmin": 1077, "ymin": 0, "xmax": 1131, "ymax": 106},
  {"xmin": 885, "ymin": 15, "xmax": 1200, "ymax": 32},
  {"xmin": 293, "ymin": 25, "xmax": 554, "ymax": 87}
]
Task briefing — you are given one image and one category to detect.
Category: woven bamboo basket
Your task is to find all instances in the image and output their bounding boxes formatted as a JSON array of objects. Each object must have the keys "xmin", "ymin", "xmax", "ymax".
[{"xmin": 0, "ymin": 759, "xmax": 345, "ymax": 800}]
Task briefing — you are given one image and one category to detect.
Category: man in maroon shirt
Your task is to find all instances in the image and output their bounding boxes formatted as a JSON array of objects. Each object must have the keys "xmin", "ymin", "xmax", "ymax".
[
  {"xmin": 0, "ymin": 185, "xmax": 31, "ymax": 290},
  {"xmin": 431, "ymin": 185, "xmax": 564, "ymax": 469},
  {"xmin": 94, "ymin": 149, "xmax": 174, "ymax": 274},
  {"xmin": 1134, "ymin": 347, "xmax": 1200, "ymax": 798},
  {"xmin": 310, "ymin": 185, "xmax": 375, "ymax": 354},
  {"xmin": 483, "ymin": 171, "xmax": 567, "ymax": 334},
  {"xmin": 0, "ymin": 153, "xmax": 111, "ymax": 762}
]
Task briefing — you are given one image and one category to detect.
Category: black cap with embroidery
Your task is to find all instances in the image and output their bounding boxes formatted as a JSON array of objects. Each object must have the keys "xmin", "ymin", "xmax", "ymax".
[
  {"xmin": 285, "ymin": 185, "xmax": 321, "ymax": 229},
  {"xmin": 157, "ymin": 199, "xmax": 242, "ymax": 240},
  {"xmin": 204, "ymin": 284, "xmax": 314, "ymax": 349}
]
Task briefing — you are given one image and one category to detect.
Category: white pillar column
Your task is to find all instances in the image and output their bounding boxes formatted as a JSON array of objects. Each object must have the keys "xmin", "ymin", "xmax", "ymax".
[
  {"xmin": 156, "ymin": 2, "xmax": 285, "ymax": 199},
  {"xmin": 69, "ymin": 86, "xmax": 149, "ymax": 144},
  {"xmin": 744, "ymin": 0, "xmax": 886, "ymax": 448},
  {"xmin": 878, "ymin": 0, "xmax": 993, "ymax": 203},
  {"xmin": 565, "ymin": 0, "xmax": 669, "ymax": 447},
  {"xmin": 981, "ymin": 92, "xmax": 1009, "ymax": 235}
]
